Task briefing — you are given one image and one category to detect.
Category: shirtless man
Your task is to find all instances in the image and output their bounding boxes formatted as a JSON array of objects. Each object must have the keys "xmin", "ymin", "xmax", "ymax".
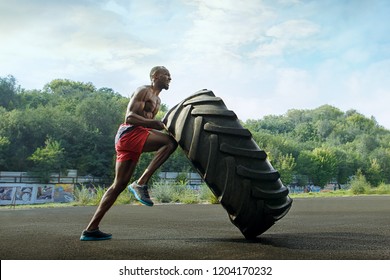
[{"xmin": 80, "ymin": 66, "xmax": 177, "ymax": 241}]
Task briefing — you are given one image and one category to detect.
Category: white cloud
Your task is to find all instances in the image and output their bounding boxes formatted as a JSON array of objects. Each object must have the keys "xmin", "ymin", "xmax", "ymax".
[
  {"xmin": 0, "ymin": 0, "xmax": 160, "ymax": 91},
  {"xmin": 340, "ymin": 59, "xmax": 390, "ymax": 127},
  {"xmin": 251, "ymin": 20, "xmax": 320, "ymax": 57},
  {"xmin": 179, "ymin": 0, "xmax": 274, "ymax": 59},
  {"xmin": 0, "ymin": 0, "xmax": 389, "ymax": 129},
  {"xmin": 267, "ymin": 19, "xmax": 320, "ymax": 39},
  {"xmin": 101, "ymin": 0, "xmax": 128, "ymax": 17}
]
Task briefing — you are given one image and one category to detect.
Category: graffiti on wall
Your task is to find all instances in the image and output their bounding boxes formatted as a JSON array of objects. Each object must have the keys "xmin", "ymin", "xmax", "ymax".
[
  {"xmin": 0, "ymin": 183, "xmax": 75, "ymax": 205},
  {"xmin": 53, "ymin": 184, "xmax": 74, "ymax": 203}
]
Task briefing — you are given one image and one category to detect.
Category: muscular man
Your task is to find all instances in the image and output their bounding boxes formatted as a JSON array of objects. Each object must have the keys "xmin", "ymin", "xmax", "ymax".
[{"xmin": 80, "ymin": 66, "xmax": 177, "ymax": 241}]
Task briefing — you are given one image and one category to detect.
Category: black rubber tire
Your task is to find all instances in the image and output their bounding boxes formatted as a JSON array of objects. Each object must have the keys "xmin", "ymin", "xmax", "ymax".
[{"xmin": 162, "ymin": 89, "xmax": 292, "ymax": 239}]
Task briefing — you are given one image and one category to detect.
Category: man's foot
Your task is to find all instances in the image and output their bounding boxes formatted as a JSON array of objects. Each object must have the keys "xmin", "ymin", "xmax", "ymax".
[
  {"xmin": 80, "ymin": 228, "xmax": 112, "ymax": 241},
  {"xmin": 128, "ymin": 182, "xmax": 154, "ymax": 206}
]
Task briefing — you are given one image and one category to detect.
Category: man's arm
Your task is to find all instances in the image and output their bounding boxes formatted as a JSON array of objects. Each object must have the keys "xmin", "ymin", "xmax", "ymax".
[{"xmin": 125, "ymin": 87, "xmax": 164, "ymax": 130}]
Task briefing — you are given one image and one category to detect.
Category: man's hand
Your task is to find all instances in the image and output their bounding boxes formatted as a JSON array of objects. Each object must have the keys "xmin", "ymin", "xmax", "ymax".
[{"xmin": 152, "ymin": 120, "xmax": 165, "ymax": 130}]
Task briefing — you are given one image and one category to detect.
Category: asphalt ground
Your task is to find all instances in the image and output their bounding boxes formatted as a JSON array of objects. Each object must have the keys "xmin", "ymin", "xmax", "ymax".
[{"xmin": 0, "ymin": 196, "xmax": 389, "ymax": 260}]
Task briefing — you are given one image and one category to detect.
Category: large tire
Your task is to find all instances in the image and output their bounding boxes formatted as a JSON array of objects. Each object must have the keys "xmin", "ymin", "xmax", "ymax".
[{"xmin": 162, "ymin": 89, "xmax": 292, "ymax": 239}]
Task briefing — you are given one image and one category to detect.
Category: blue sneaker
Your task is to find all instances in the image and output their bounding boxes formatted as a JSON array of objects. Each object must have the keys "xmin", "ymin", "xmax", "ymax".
[
  {"xmin": 80, "ymin": 228, "xmax": 112, "ymax": 241},
  {"xmin": 128, "ymin": 182, "xmax": 154, "ymax": 207}
]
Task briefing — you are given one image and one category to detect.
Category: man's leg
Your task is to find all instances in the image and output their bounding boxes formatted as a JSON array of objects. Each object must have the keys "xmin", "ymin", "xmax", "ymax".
[
  {"xmin": 85, "ymin": 159, "xmax": 137, "ymax": 232},
  {"xmin": 128, "ymin": 130, "xmax": 177, "ymax": 206},
  {"xmin": 137, "ymin": 130, "xmax": 177, "ymax": 185}
]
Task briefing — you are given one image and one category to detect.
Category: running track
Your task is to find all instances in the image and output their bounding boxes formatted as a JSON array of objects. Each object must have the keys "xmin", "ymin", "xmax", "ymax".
[{"xmin": 1, "ymin": 196, "xmax": 389, "ymax": 260}]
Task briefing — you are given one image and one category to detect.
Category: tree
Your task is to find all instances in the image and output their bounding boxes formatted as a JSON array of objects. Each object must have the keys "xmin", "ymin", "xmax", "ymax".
[
  {"xmin": 333, "ymin": 148, "xmax": 354, "ymax": 184},
  {"xmin": 0, "ymin": 75, "xmax": 20, "ymax": 109},
  {"xmin": 311, "ymin": 147, "xmax": 338, "ymax": 187},
  {"xmin": 293, "ymin": 122, "xmax": 318, "ymax": 142},
  {"xmin": 274, "ymin": 153, "xmax": 296, "ymax": 186},
  {"xmin": 296, "ymin": 151, "xmax": 313, "ymax": 181},
  {"xmin": 297, "ymin": 147, "xmax": 338, "ymax": 187},
  {"xmin": 311, "ymin": 105, "xmax": 344, "ymax": 122},
  {"xmin": 18, "ymin": 89, "xmax": 51, "ymax": 109},
  {"xmin": 251, "ymin": 114, "xmax": 294, "ymax": 134},
  {"xmin": 44, "ymin": 79, "xmax": 96, "ymax": 96},
  {"xmin": 365, "ymin": 158, "xmax": 382, "ymax": 187},
  {"xmin": 370, "ymin": 147, "xmax": 390, "ymax": 184},
  {"xmin": 2, "ymin": 75, "xmax": 390, "ymax": 187},
  {"xmin": 28, "ymin": 138, "xmax": 64, "ymax": 181},
  {"xmin": 0, "ymin": 136, "xmax": 10, "ymax": 169},
  {"xmin": 315, "ymin": 119, "xmax": 337, "ymax": 141},
  {"xmin": 76, "ymin": 96, "xmax": 122, "ymax": 136}
]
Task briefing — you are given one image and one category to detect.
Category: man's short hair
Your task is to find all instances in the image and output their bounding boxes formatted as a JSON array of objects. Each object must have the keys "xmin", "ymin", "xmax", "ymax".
[{"xmin": 150, "ymin": 66, "xmax": 168, "ymax": 81}]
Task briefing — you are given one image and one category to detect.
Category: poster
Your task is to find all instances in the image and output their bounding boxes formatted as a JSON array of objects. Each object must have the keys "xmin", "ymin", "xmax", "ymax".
[
  {"xmin": 0, "ymin": 183, "xmax": 75, "ymax": 205},
  {"xmin": 54, "ymin": 184, "xmax": 74, "ymax": 203}
]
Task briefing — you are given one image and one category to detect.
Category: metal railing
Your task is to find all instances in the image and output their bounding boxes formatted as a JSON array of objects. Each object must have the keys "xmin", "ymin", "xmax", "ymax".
[{"xmin": 0, "ymin": 174, "xmax": 110, "ymax": 185}]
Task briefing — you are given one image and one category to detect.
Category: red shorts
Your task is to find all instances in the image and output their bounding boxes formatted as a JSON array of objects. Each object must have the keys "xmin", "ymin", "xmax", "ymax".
[{"xmin": 115, "ymin": 126, "xmax": 151, "ymax": 162}]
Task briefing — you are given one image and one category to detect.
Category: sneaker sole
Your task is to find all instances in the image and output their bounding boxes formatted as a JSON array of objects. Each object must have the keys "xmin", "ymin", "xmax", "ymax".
[
  {"xmin": 80, "ymin": 235, "xmax": 112, "ymax": 241},
  {"xmin": 128, "ymin": 185, "xmax": 154, "ymax": 207}
]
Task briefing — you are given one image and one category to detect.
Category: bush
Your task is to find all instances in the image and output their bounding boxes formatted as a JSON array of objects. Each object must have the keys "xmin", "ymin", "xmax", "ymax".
[
  {"xmin": 375, "ymin": 183, "xmax": 390, "ymax": 195},
  {"xmin": 199, "ymin": 183, "xmax": 219, "ymax": 204},
  {"xmin": 73, "ymin": 186, "xmax": 91, "ymax": 205},
  {"xmin": 90, "ymin": 187, "xmax": 105, "ymax": 205},
  {"xmin": 152, "ymin": 180, "xmax": 174, "ymax": 203},
  {"xmin": 151, "ymin": 180, "xmax": 219, "ymax": 204},
  {"xmin": 115, "ymin": 188, "xmax": 135, "ymax": 205},
  {"xmin": 152, "ymin": 180, "xmax": 200, "ymax": 204},
  {"xmin": 350, "ymin": 171, "xmax": 371, "ymax": 195},
  {"xmin": 180, "ymin": 188, "xmax": 199, "ymax": 204},
  {"xmin": 72, "ymin": 181, "xmax": 226, "ymax": 205},
  {"xmin": 74, "ymin": 185, "xmax": 135, "ymax": 205},
  {"xmin": 175, "ymin": 172, "xmax": 189, "ymax": 185},
  {"xmin": 73, "ymin": 185, "xmax": 104, "ymax": 205}
]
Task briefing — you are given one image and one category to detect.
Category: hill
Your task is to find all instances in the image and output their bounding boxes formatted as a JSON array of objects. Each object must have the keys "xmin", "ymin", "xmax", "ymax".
[{"xmin": 1, "ymin": 75, "xmax": 389, "ymax": 187}]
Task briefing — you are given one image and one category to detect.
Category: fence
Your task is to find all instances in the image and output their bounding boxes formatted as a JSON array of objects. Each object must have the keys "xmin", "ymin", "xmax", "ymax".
[
  {"xmin": 158, "ymin": 172, "xmax": 204, "ymax": 187},
  {"xmin": 0, "ymin": 171, "xmax": 110, "ymax": 185}
]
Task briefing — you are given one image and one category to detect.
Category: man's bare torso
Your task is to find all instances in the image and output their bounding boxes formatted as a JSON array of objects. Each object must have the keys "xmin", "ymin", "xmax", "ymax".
[
  {"xmin": 143, "ymin": 89, "xmax": 160, "ymax": 119},
  {"xmin": 125, "ymin": 85, "xmax": 161, "ymax": 124}
]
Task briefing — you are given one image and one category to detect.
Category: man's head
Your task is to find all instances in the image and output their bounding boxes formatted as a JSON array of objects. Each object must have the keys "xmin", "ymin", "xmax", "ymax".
[{"xmin": 150, "ymin": 66, "xmax": 171, "ymax": 90}]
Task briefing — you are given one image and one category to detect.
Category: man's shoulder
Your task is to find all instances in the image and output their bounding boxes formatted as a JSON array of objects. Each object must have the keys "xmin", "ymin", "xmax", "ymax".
[
  {"xmin": 131, "ymin": 85, "xmax": 151, "ymax": 98},
  {"xmin": 136, "ymin": 85, "xmax": 151, "ymax": 92}
]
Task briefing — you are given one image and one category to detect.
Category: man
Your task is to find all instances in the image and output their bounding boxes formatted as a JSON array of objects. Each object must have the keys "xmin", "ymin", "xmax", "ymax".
[{"xmin": 80, "ymin": 66, "xmax": 177, "ymax": 241}]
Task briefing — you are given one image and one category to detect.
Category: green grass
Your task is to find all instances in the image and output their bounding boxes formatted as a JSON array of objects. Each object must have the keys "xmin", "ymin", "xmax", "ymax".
[
  {"xmin": 2, "ymin": 180, "xmax": 389, "ymax": 209},
  {"xmin": 291, "ymin": 173, "xmax": 390, "ymax": 198},
  {"xmin": 290, "ymin": 189, "xmax": 353, "ymax": 198},
  {"xmin": 151, "ymin": 180, "xmax": 218, "ymax": 204},
  {"xmin": 73, "ymin": 185, "xmax": 136, "ymax": 206},
  {"xmin": 290, "ymin": 186, "xmax": 390, "ymax": 198},
  {"xmin": 68, "ymin": 181, "xmax": 219, "ymax": 207},
  {"xmin": 375, "ymin": 183, "xmax": 390, "ymax": 194},
  {"xmin": 0, "ymin": 202, "xmax": 79, "ymax": 209}
]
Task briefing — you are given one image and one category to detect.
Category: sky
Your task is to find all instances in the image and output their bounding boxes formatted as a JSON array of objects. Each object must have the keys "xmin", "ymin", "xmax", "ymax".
[{"xmin": 1, "ymin": 0, "xmax": 390, "ymax": 128}]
